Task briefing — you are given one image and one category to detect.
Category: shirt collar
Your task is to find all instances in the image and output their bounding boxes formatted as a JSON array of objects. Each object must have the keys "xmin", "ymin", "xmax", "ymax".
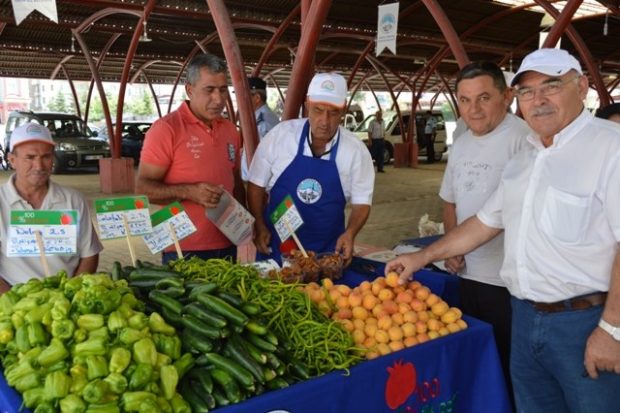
[
  {"xmin": 179, "ymin": 100, "xmax": 225, "ymax": 128},
  {"xmin": 526, "ymin": 108, "xmax": 591, "ymax": 150},
  {"xmin": 5, "ymin": 174, "xmax": 66, "ymax": 208},
  {"xmin": 308, "ymin": 125, "xmax": 340, "ymax": 151}
]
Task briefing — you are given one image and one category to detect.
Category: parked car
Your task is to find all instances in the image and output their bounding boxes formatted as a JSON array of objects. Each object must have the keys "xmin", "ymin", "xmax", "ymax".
[
  {"xmin": 3, "ymin": 111, "xmax": 110, "ymax": 173},
  {"xmin": 354, "ymin": 110, "xmax": 449, "ymax": 164},
  {"xmin": 96, "ymin": 121, "xmax": 152, "ymax": 163}
]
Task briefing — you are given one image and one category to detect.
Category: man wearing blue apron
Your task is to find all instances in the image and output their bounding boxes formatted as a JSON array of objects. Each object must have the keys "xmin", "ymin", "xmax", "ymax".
[{"xmin": 247, "ymin": 72, "xmax": 375, "ymax": 264}]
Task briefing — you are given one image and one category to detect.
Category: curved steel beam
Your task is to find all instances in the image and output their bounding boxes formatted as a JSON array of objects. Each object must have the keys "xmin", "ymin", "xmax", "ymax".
[
  {"xmin": 50, "ymin": 55, "xmax": 75, "ymax": 80},
  {"xmin": 421, "ymin": 0, "xmax": 469, "ymax": 68},
  {"xmin": 140, "ymin": 71, "xmax": 162, "ymax": 118},
  {"xmin": 253, "ymin": 4, "xmax": 301, "ymax": 77},
  {"xmin": 266, "ymin": 73, "xmax": 285, "ymax": 105},
  {"xmin": 541, "ymin": 0, "xmax": 583, "ymax": 47},
  {"xmin": 60, "ymin": 65, "xmax": 81, "ymax": 118},
  {"xmin": 366, "ymin": 57, "xmax": 406, "ymax": 142},
  {"xmin": 130, "ymin": 60, "xmax": 184, "ymax": 83},
  {"xmin": 84, "ymin": 33, "xmax": 122, "ymax": 125},
  {"xmin": 282, "ymin": 0, "xmax": 333, "ymax": 120}
]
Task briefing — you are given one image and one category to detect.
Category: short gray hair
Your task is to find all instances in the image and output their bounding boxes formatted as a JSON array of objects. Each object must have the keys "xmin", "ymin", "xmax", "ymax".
[{"xmin": 186, "ymin": 53, "xmax": 228, "ymax": 85}]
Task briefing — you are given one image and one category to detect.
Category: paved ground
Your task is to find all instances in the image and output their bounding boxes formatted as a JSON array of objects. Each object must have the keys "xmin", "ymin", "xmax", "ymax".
[{"xmin": 0, "ymin": 161, "xmax": 447, "ymax": 272}]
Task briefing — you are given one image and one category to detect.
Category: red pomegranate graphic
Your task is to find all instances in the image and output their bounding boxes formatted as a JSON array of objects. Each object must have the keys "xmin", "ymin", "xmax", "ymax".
[
  {"xmin": 60, "ymin": 214, "xmax": 73, "ymax": 225},
  {"xmin": 170, "ymin": 206, "xmax": 180, "ymax": 215},
  {"xmin": 385, "ymin": 360, "xmax": 417, "ymax": 410},
  {"xmin": 134, "ymin": 199, "xmax": 145, "ymax": 209}
]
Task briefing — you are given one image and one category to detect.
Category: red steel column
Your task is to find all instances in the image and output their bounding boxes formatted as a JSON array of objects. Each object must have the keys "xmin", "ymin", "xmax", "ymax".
[{"xmin": 282, "ymin": 0, "xmax": 333, "ymax": 120}]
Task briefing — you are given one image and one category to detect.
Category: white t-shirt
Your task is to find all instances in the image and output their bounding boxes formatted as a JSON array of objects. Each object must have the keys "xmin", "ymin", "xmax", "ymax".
[
  {"xmin": 439, "ymin": 113, "xmax": 530, "ymax": 286},
  {"xmin": 248, "ymin": 118, "xmax": 375, "ymax": 205},
  {"xmin": 0, "ymin": 176, "xmax": 103, "ymax": 285},
  {"xmin": 478, "ymin": 110, "xmax": 620, "ymax": 301}
]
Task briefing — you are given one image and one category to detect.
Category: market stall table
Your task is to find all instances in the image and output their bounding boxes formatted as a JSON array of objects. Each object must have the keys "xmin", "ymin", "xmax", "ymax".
[{"xmin": 0, "ymin": 266, "xmax": 511, "ymax": 413}]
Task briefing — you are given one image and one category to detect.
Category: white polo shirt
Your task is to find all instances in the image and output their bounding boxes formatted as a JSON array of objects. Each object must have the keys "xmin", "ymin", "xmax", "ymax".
[
  {"xmin": 0, "ymin": 176, "xmax": 103, "ymax": 285},
  {"xmin": 248, "ymin": 118, "xmax": 375, "ymax": 205},
  {"xmin": 478, "ymin": 110, "xmax": 620, "ymax": 302}
]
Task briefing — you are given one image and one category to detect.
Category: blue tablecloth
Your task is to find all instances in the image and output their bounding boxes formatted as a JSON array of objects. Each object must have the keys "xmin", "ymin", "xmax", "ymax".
[{"xmin": 0, "ymin": 266, "xmax": 510, "ymax": 413}]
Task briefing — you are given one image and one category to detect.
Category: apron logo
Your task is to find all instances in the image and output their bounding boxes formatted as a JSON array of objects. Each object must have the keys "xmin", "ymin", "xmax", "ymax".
[
  {"xmin": 296, "ymin": 178, "xmax": 322, "ymax": 204},
  {"xmin": 227, "ymin": 143, "xmax": 236, "ymax": 162}
]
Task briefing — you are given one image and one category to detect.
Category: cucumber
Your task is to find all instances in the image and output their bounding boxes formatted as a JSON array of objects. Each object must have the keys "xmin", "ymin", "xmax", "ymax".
[
  {"xmin": 181, "ymin": 315, "xmax": 222, "ymax": 340},
  {"xmin": 225, "ymin": 335, "xmax": 265, "ymax": 383},
  {"xmin": 241, "ymin": 302, "xmax": 261, "ymax": 316},
  {"xmin": 246, "ymin": 332, "xmax": 277, "ymax": 353},
  {"xmin": 179, "ymin": 379, "xmax": 210, "ymax": 413},
  {"xmin": 181, "ymin": 329, "xmax": 214, "ymax": 354},
  {"xmin": 187, "ymin": 283, "xmax": 219, "ymax": 301},
  {"xmin": 202, "ymin": 353, "xmax": 254, "ymax": 389},
  {"xmin": 238, "ymin": 336, "xmax": 268, "ymax": 365},
  {"xmin": 244, "ymin": 320, "xmax": 268, "ymax": 336},
  {"xmin": 196, "ymin": 293, "xmax": 248, "ymax": 326},
  {"xmin": 210, "ymin": 368, "xmax": 242, "ymax": 404},
  {"xmin": 111, "ymin": 261, "xmax": 122, "ymax": 281},
  {"xmin": 149, "ymin": 290, "xmax": 183, "ymax": 315},
  {"xmin": 183, "ymin": 303, "xmax": 227, "ymax": 329},
  {"xmin": 187, "ymin": 367, "xmax": 214, "ymax": 393},
  {"xmin": 216, "ymin": 292, "xmax": 242, "ymax": 308}
]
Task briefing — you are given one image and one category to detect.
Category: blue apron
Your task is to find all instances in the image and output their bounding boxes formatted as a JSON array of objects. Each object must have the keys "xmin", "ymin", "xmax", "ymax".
[{"xmin": 263, "ymin": 120, "xmax": 346, "ymax": 263}]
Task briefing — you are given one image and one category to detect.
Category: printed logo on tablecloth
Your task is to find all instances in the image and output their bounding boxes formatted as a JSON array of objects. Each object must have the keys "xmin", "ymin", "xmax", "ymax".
[{"xmin": 384, "ymin": 360, "xmax": 457, "ymax": 412}]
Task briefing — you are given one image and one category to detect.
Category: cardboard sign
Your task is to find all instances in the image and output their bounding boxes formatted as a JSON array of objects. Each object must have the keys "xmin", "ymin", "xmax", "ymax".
[
  {"xmin": 205, "ymin": 191, "xmax": 254, "ymax": 245},
  {"xmin": 95, "ymin": 196, "xmax": 152, "ymax": 240},
  {"xmin": 269, "ymin": 195, "xmax": 303, "ymax": 242},
  {"xmin": 143, "ymin": 202, "xmax": 197, "ymax": 254},
  {"xmin": 7, "ymin": 210, "xmax": 78, "ymax": 257}
]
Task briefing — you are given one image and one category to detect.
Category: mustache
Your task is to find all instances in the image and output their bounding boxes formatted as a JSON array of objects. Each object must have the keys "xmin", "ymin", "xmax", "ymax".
[{"xmin": 531, "ymin": 107, "xmax": 555, "ymax": 116}]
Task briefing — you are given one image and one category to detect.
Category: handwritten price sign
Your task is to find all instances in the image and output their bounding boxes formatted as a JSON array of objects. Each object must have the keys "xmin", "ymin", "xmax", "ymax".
[
  {"xmin": 94, "ymin": 196, "xmax": 152, "ymax": 240},
  {"xmin": 7, "ymin": 210, "xmax": 78, "ymax": 257},
  {"xmin": 143, "ymin": 202, "xmax": 197, "ymax": 254}
]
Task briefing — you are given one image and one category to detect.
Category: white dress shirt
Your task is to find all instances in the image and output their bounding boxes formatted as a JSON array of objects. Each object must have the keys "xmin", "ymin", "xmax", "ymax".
[
  {"xmin": 478, "ymin": 110, "xmax": 620, "ymax": 302},
  {"xmin": 248, "ymin": 118, "xmax": 375, "ymax": 205}
]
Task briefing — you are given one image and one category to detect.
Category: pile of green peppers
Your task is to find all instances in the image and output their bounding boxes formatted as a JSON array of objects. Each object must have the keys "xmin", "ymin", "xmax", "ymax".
[{"xmin": 0, "ymin": 272, "xmax": 194, "ymax": 413}]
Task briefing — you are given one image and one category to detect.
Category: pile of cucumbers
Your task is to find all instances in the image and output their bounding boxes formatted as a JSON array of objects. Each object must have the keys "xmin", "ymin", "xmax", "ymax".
[{"xmin": 124, "ymin": 263, "xmax": 310, "ymax": 412}]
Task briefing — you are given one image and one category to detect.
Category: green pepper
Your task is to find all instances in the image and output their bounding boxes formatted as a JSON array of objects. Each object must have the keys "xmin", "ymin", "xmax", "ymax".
[
  {"xmin": 13, "ymin": 278, "xmax": 43, "ymax": 297},
  {"xmin": 6, "ymin": 360, "xmax": 35, "ymax": 386},
  {"xmin": 172, "ymin": 353, "xmax": 195, "ymax": 379},
  {"xmin": 75, "ymin": 337, "xmax": 107, "ymax": 356},
  {"xmin": 95, "ymin": 288, "xmax": 122, "ymax": 315},
  {"xmin": 70, "ymin": 365, "xmax": 89, "ymax": 394},
  {"xmin": 170, "ymin": 393, "xmax": 191, "ymax": 413},
  {"xmin": 87, "ymin": 355, "xmax": 109, "ymax": 380},
  {"xmin": 51, "ymin": 319, "xmax": 75, "ymax": 340},
  {"xmin": 13, "ymin": 371, "xmax": 41, "ymax": 392},
  {"xmin": 108, "ymin": 347, "xmax": 132, "ymax": 374},
  {"xmin": 29, "ymin": 289, "xmax": 51, "ymax": 305},
  {"xmin": 81, "ymin": 378, "xmax": 109, "ymax": 404},
  {"xmin": 11, "ymin": 310, "xmax": 25, "ymax": 328},
  {"xmin": 104, "ymin": 372, "xmax": 128, "ymax": 394},
  {"xmin": 34, "ymin": 401, "xmax": 55, "ymax": 413},
  {"xmin": 159, "ymin": 364, "xmax": 179, "ymax": 400},
  {"xmin": 63, "ymin": 276, "xmax": 83, "ymax": 299},
  {"xmin": 77, "ymin": 314, "xmax": 105, "ymax": 331},
  {"xmin": 107, "ymin": 310, "xmax": 127, "ymax": 332},
  {"xmin": 0, "ymin": 290, "xmax": 19, "ymax": 315},
  {"xmin": 121, "ymin": 293, "xmax": 144, "ymax": 311},
  {"xmin": 73, "ymin": 327, "xmax": 88, "ymax": 343},
  {"xmin": 133, "ymin": 337, "xmax": 157, "ymax": 365},
  {"xmin": 24, "ymin": 302, "xmax": 52, "ymax": 324},
  {"xmin": 156, "ymin": 396, "xmax": 173, "ymax": 413},
  {"xmin": 139, "ymin": 397, "xmax": 163, "ymax": 413},
  {"xmin": 85, "ymin": 402, "xmax": 120, "ymax": 413},
  {"xmin": 42, "ymin": 273, "xmax": 65, "ymax": 289},
  {"xmin": 46, "ymin": 360, "xmax": 69, "ymax": 373},
  {"xmin": 37, "ymin": 337, "xmax": 69, "ymax": 367},
  {"xmin": 51, "ymin": 297, "xmax": 72, "ymax": 321},
  {"xmin": 121, "ymin": 391, "xmax": 157, "ymax": 412},
  {"xmin": 28, "ymin": 321, "xmax": 49, "ymax": 346},
  {"xmin": 153, "ymin": 334, "xmax": 182, "ymax": 360},
  {"xmin": 0, "ymin": 319, "xmax": 14, "ymax": 344},
  {"xmin": 119, "ymin": 327, "xmax": 145, "ymax": 345},
  {"xmin": 117, "ymin": 303, "xmax": 135, "ymax": 320},
  {"xmin": 129, "ymin": 363, "xmax": 153, "ymax": 390},
  {"xmin": 149, "ymin": 313, "xmax": 176, "ymax": 336},
  {"xmin": 128, "ymin": 312, "xmax": 149, "ymax": 330},
  {"xmin": 43, "ymin": 370, "xmax": 71, "ymax": 400},
  {"xmin": 22, "ymin": 387, "xmax": 45, "ymax": 408},
  {"xmin": 88, "ymin": 326, "xmax": 110, "ymax": 341},
  {"xmin": 59, "ymin": 393, "xmax": 87, "ymax": 413}
]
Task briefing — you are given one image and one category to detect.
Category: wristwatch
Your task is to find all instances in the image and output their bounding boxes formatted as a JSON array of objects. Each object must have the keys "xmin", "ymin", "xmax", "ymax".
[{"xmin": 598, "ymin": 319, "xmax": 620, "ymax": 341}]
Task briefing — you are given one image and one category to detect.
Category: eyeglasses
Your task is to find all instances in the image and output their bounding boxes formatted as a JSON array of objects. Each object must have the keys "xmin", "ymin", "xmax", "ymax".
[{"xmin": 515, "ymin": 75, "xmax": 580, "ymax": 101}]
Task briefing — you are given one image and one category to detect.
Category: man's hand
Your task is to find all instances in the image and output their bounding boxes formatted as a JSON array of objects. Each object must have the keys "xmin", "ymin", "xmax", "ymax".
[
  {"xmin": 385, "ymin": 252, "xmax": 427, "ymax": 285},
  {"xmin": 335, "ymin": 232, "xmax": 355, "ymax": 265},
  {"xmin": 253, "ymin": 222, "xmax": 272, "ymax": 254},
  {"xmin": 444, "ymin": 255, "xmax": 465, "ymax": 274},
  {"xmin": 584, "ymin": 326, "xmax": 620, "ymax": 378},
  {"xmin": 192, "ymin": 183, "xmax": 225, "ymax": 209}
]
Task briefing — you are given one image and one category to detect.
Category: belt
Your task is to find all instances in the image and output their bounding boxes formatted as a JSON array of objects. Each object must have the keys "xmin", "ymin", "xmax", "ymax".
[{"xmin": 527, "ymin": 292, "xmax": 607, "ymax": 313}]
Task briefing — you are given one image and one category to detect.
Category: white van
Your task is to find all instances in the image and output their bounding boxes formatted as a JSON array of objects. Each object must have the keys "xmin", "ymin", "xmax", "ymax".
[{"xmin": 354, "ymin": 110, "xmax": 449, "ymax": 163}]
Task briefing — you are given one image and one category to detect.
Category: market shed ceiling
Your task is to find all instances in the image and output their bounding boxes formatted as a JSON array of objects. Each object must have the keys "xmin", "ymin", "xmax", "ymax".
[{"xmin": 0, "ymin": 0, "xmax": 619, "ymax": 99}]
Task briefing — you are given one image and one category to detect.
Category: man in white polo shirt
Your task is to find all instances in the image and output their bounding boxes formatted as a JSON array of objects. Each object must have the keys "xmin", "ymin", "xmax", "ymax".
[
  {"xmin": 247, "ymin": 72, "xmax": 375, "ymax": 264},
  {"xmin": 0, "ymin": 123, "xmax": 102, "ymax": 292},
  {"xmin": 386, "ymin": 48, "xmax": 620, "ymax": 411}
]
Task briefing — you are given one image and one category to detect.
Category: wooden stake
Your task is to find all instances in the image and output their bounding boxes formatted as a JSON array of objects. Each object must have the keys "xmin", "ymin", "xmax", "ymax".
[
  {"xmin": 35, "ymin": 230, "xmax": 51, "ymax": 277},
  {"xmin": 283, "ymin": 218, "xmax": 308, "ymax": 258},
  {"xmin": 168, "ymin": 222, "xmax": 184, "ymax": 260},
  {"xmin": 122, "ymin": 214, "xmax": 137, "ymax": 267}
]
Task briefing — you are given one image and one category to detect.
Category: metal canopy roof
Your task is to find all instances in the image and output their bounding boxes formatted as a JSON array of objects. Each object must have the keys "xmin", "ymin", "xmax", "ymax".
[{"xmin": 0, "ymin": 0, "xmax": 619, "ymax": 98}]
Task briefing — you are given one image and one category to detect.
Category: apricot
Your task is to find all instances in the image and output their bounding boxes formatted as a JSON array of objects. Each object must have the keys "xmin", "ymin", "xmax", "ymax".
[
  {"xmin": 410, "ymin": 298, "xmax": 427, "ymax": 312},
  {"xmin": 377, "ymin": 315, "xmax": 393, "ymax": 330},
  {"xmin": 441, "ymin": 309, "xmax": 459, "ymax": 324},
  {"xmin": 431, "ymin": 301, "xmax": 449, "ymax": 317},
  {"xmin": 366, "ymin": 351, "xmax": 380, "ymax": 360},
  {"xmin": 352, "ymin": 306, "xmax": 369, "ymax": 321},
  {"xmin": 359, "ymin": 280, "xmax": 372, "ymax": 292},
  {"xmin": 438, "ymin": 327, "xmax": 450, "ymax": 337},
  {"xmin": 456, "ymin": 319, "xmax": 468, "ymax": 330},
  {"xmin": 416, "ymin": 333, "xmax": 430, "ymax": 343},
  {"xmin": 334, "ymin": 308, "xmax": 352, "ymax": 320},
  {"xmin": 362, "ymin": 294, "xmax": 378, "ymax": 310},
  {"xmin": 389, "ymin": 340, "xmax": 405, "ymax": 352},
  {"xmin": 352, "ymin": 319, "xmax": 365, "ymax": 330},
  {"xmin": 364, "ymin": 323, "xmax": 378, "ymax": 338},
  {"xmin": 415, "ymin": 286, "xmax": 430, "ymax": 300},
  {"xmin": 348, "ymin": 292, "xmax": 363, "ymax": 308},
  {"xmin": 388, "ymin": 326, "xmax": 404, "ymax": 342},
  {"xmin": 403, "ymin": 336, "xmax": 419, "ymax": 347},
  {"xmin": 352, "ymin": 329, "xmax": 366, "ymax": 344},
  {"xmin": 403, "ymin": 311, "xmax": 418, "ymax": 324},
  {"xmin": 385, "ymin": 272, "xmax": 401, "ymax": 288},
  {"xmin": 378, "ymin": 288, "xmax": 395, "ymax": 302},
  {"xmin": 446, "ymin": 322, "xmax": 461, "ymax": 333},
  {"xmin": 428, "ymin": 330, "xmax": 440, "ymax": 340},
  {"xmin": 426, "ymin": 293, "xmax": 440, "ymax": 307},
  {"xmin": 340, "ymin": 319, "xmax": 354, "ymax": 332},
  {"xmin": 382, "ymin": 300, "xmax": 398, "ymax": 315},
  {"xmin": 415, "ymin": 320, "xmax": 428, "ymax": 334},
  {"xmin": 401, "ymin": 322, "xmax": 416, "ymax": 338},
  {"xmin": 375, "ymin": 330, "xmax": 390, "ymax": 344},
  {"xmin": 395, "ymin": 290, "xmax": 413, "ymax": 304},
  {"xmin": 363, "ymin": 336, "xmax": 377, "ymax": 350},
  {"xmin": 377, "ymin": 343, "xmax": 391, "ymax": 356},
  {"xmin": 336, "ymin": 296, "xmax": 349, "ymax": 309},
  {"xmin": 408, "ymin": 280, "xmax": 422, "ymax": 291},
  {"xmin": 336, "ymin": 284, "xmax": 351, "ymax": 296},
  {"xmin": 391, "ymin": 312, "xmax": 404, "ymax": 326}
]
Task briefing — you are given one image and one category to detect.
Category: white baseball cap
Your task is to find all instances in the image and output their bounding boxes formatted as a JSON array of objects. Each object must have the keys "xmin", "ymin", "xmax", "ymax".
[
  {"xmin": 307, "ymin": 72, "xmax": 347, "ymax": 108},
  {"xmin": 511, "ymin": 48, "xmax": 583, "ymax": 87},
  {"xmin": 10, "ymin": 122, "xmax": 55, "ymax": 150}
]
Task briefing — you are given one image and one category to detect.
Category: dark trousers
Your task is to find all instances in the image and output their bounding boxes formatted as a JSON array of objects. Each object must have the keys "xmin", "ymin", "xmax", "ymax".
[
  {"xmin": 424, "ymin": 133, "xmax": 435, "ymax": 163},
  {"xmin": 162, "ymin": 245, "xmax": 237, "ymax": 264},
  {"xmin": 371, "ymin": 138, "xmax": 385, "ymax": 171},
  {"xmin": 459, "ymin": 278, "xmax": 514, "ymax": 408}
]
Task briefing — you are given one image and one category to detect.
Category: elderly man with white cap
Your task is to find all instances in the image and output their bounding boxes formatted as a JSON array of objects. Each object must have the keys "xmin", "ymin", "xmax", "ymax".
[
  {"xmin": 385, "ymin": 48, "xmax": 620, "ymax": 411},
  {"xmin": 247, "ymin": 72, "xmax": 374, "ymax": 264},
  {"xmin": 0, "ymin": 123, "xmax": 102, "ymax": 292}
]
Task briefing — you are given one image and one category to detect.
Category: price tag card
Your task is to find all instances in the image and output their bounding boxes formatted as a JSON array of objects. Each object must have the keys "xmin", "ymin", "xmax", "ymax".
[
  {"xmin": 205, "ymin": 191, "xmax": 255, "ymax": 246},
  {"xmin": 94, "ymin": 196, "xmax": 152, "ymax": 240},
  {"xmin": 7, "ymin": 210, "xmax": 78, "ymax": 257},
  {"xmin": 269, "ymin": 195, "xmax": 303, "ymax": 242},
  {"xmin": 143, "ymin": 202, "xmax": 197, "ymax": 254}
]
